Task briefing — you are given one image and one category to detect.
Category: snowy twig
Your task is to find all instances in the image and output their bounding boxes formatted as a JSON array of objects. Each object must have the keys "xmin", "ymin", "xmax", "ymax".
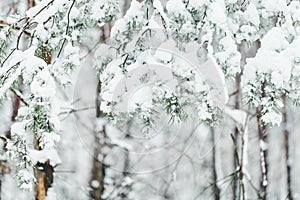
[
  {"xmin": 10, "ymin": 88, "xmax": 29, "ymax": 107},
  {"xmin": 57, "ymin": 0, "xmax": 76, "ymax": 58}
]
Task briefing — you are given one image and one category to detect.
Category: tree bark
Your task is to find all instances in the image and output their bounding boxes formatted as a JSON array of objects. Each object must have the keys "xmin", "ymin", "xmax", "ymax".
[
  {"xmin": 34, "ymin": 130, "xmax": 46, "ymax": 200},
  {"xmin": 233, "ymin": 41, "xmax": 246, "ymax": 200},
  {"xmin": 211, "ymin": 128, "xmax": 220, "ymax": 200},
  {"xmin": 282, "ymin": 94, "xmax": 293, "ymax": 200},
  {"xmin": 256, "ymin": 82, "xmax": 268, "ymax": 200},
  {"xmin": 232, "ymin": 73, "xmax": 241, "ymax": 200},
  {"xmin": 88, "ymin": 24, "xmax": 108, "ymax": 200},
  {"xmin": 89, "ymin": 80, "xmax": 106, "ymax": 200}
]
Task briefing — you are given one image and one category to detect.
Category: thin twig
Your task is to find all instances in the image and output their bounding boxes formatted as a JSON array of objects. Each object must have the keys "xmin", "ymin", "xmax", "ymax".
[
  {"xmin": 57, "ymin": 0, "xmax": 76, "ymax": 58},
  {"xmin": 10, "ymin": 88, "xmax": 29, "ymax": 107}
]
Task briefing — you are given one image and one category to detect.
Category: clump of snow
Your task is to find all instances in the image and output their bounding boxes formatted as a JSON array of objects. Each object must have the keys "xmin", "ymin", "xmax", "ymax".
[
  {"xmin": 39, "ymin": 132, "xmax": 60, "ymax": 149},
  {"xmin": 236, "ymin": 25, "xmax": 259, "ymax": 43},
  {"xmin": 288, "ymin": 1, "xmax": 300, "ymax": 22},
  {"xmin": 166, "ymin": 0, "xmax": 186, "ymax": 15},
  {"xmin": 261, "ymin": 112, "xmax": 282, "ymax": 126},
  {"xmin": 262, "ymin": 179, "xmax": 268, "ymax": 186},
  {"xmin": 91, "ymin": 180, "xmax": 100, "ymax": 188},
  {"xmin": 27, "ymin": 0, "xmax": 61, "ymax": 23},
  {"xmin": 198, "ymin": 109, "xmax": 212, "ymax": 121},
  {"xmin": 22, "ymin": 55, "xmax": 47, "ymax": 83},
  {"xmin": 11, "ymin": 121, "xmax": 27, "ymax": 137},
  {"xmin": 128, "ymin": 85, "xmax": 153, "ymax": 111},
  {"xmin": 207, "ymin": 2, "xmax": 227, "ymax": 28},
  {"xmin": 29, "ymin": 149, "xmax": 61, "ymax": 166},
  {"xmin": 69, "ymin": 7, "xmax": 80, "ymax": 19},
  {"xmin": 26, "ymin": 0, "xmax": 53, "ymax": 18},
  {"xmin": 34, "ymin": 24, "xmax": 49, "ymax": 41},
  {"xmin": 260, "ymin": 140, "xmax": 269, "ymax": 151},
  {"xmin": 188, "ymin": 0, "xmax": 210, "ymax": 8},
  {"xmin": 17, "ymin": 169, "xmax": 35, "ymax": 190},
  {"xmin": 214, "ymin": 35, "xmax": 241, "ymax": 77},
  {"xmin": 243, "ymin": 3, "xmax": 260, "ymax": 27},
  {"xmin": 261, "ymin": 27, "xmax": 289, "ymax": 51},
  {"xmin": 271, "ymin": 71, "xmax": 284, "ymax": 87},
  {"xmin": 243, "ymin": 50, "xmax": 292, "ymax": 84},
  {"xmin": 153, "ymin": 0, "xmax": 170, "ymax": 26},
  {"xmin": 30, "ymin": 68, "xmax": 56, "ymax": 98},
  {"xmin": 263, "ymin": 0, "xmax": 288, "ymax": 13},
  {"xmin": 91, "ymin": 0, "xmax": 119, "ymax": 22}
]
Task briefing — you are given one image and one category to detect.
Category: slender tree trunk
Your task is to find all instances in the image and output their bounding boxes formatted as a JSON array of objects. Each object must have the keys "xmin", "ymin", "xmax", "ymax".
[
  {"xmin": 233, "ymin": 41, "xmax": 247, "ymax": 200},
  {"xmin": 239, "ymin": 111, "xmax": 247, "ymax": 200},
  {"xmin": 89, "ymin": 80, "xmax": 106, "ymax": 200},
  {"xmin": 282, "ymin": 94, "xmax": 293, "ymax": 200},
  {"xmin": 256, "ymin": 83, "xmax": 268, "ymax": 200},
  {"xmin": 211, "ymin": 128, "xmax": 220, "ymax": 200},
  {"xmin": 88, "ymin": 24, "xmax": 108, "ymax": 200},
  {"xmin": 232, "ymin": 73, "xmax": 241, "ymax": 200},
  {"xmin": 34, "ymin": 129, "xmax": 46, "ymax": 200}
]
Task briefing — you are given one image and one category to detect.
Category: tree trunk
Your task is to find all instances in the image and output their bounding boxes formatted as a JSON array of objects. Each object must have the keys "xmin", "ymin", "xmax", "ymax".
[
  {"xmin": 256, "ymin": 82, "xmax": 268, "ymax": 200},
  {"xmin": 211, "ymin": 128, "xmax": 220, "ymax": 200},
  {"xmin": 282, "ymin": 94, "xmax": 293, "ymax": 200},
  {"xmin": 232, "ymin": 74, "xmax": 241, "ymax": 200},
  {"xmin": 34, "ymin": 130, "xmax": 46, "ymax": 200},
  {"xmin": 89, "ymin": 80, "xmax": 106, "ymax": 200},
  {"xmin": 233, "ymin": 41, "xmax": 247, "ymax": 200}
]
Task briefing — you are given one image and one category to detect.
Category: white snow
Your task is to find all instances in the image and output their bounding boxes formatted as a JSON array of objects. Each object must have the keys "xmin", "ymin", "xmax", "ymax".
[
  {"xmin": 288, "ymin": 1, "xmax": 300, "ymax": 22},
  {"xmin": 262, "ymin": 179, "xmax": 268, "ymax": 186},
  {"xmin": 271, "ymin": 71, "xmax": 284, "ymax": 87},
  {"xmin": 166, "ymin": 0, "xmax": 186, "ymax": 15},
  {"xmin": 11, "ymin": 121, "xmax": 27, "ymax": 137},
  {"xmin": 243, "ymin": 3, "xmax": 260, "ymax": 27},
  {"xmin": 225, "ymin": 107, "xmax": 247, "ymax": 126},
  {"xmin": 34, "ymin": 24, "xmax": 48, "ymax": 41},
  {"xmin": 153, "ymin": 0, "xmax": 170, "ymax": 26},
  {"xmin": 260, "ymin": 140, "xmax": 269, "ymax": 151},
  {"xmin": 26, "ymin": 0, "xmax": 53, "ymax": 18},
  {"xmin": 69, "ymin": 7, "xmax": 80, "ymax": 19},
  {"xmin": 243, "ymin": 50, "xmax": 292, "ymax": 84},
  {"xmin": 17, "ymin": 169, "xmax": 35, "ymax": 190},
  {"xmin": 261, "ymin": 112, "xmax": 282, "ymax": 126},
  {"xmin": 91, "ymin": 1, "xmax": 111, "ymax": 20},
  {"xmin": 45, "ymin": 188, "xmax": 57, "ymax": 200},
  {"xmin": 40, "ymin": 132, "xmax": 60, "ymax": 149},
  {"xmin": 188, "ymin": 0, "xmax": 210, "ymax": 8},
  {"xmin": 29, "ymin": 148, "xmax": 61, "ymax": 166},
  {"xmin": 263, "ymin": 0, "xmax": 288, "ymax": 13},
  {"xmin": 30, "ymin": 68, "xmax": 56, "ymax": 98},
  {"xmin": 207, "ymin": 2, "xmax": 227, "ymax": 27},
  {"xmin": 91, "ymin": 180, "xmax": 100, "ymax": 188},
  {"xmin": 128, "ymin": 85, "xmax": 153, "ymax": 111},
  {"xmin": 261, "ymin": 27, "xmax": 289, "ymax": 51}
]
